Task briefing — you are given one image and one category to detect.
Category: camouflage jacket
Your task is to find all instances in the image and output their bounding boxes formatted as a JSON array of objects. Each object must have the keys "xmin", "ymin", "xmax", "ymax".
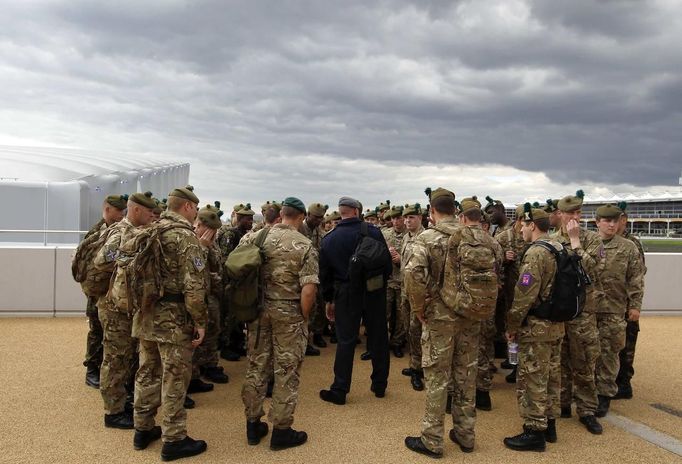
[
  {"xmin": 492, "ymin": 220, "xmax": 512, "ymax": 238},
  {"xmin": 404, "ymin": 217, "xmax": 459, "ymax": 322},
  {"xmin": 216, "ymin": 225, "xmax": 246, "ymax": 262},
  {"xmin": 239, "ymin": 223, "xmax": 319, "ymax": 302},
  {"xmin": 134, "ymin": 211, "xmax": 207, "ymax": 345},
  {"xmin": 623, "ymin": 230, "xmax": 647, "ymax": 272},
  {"xmin": 551, "ymin": 227, "xmax": 604, "ymax": 313},
  {"xmin": 507, "ymin": 237, "xmax": 565, "ymax": 341},
  {"xmin": 400, "ymin": 226, "xmax": 424, "ymax": 276},
  {"xmin": 496, "ymin": 222, "xmax": 529, "ymax": 305},
  {"xmin": 299, "ymin": 219, "xmax": 325, "ymax": 251},
  {"xmin": 84, "ymin": 218, "xmax": 106, "ymax": 240},
  {"xmin": 204, "ymin": 242, "xmax": 223, "ymax": 299},
  {"xmin": 383, "ymin": 227, "xmax": 407, "ymax": 288},
  {"xmin": 596, "ymin": 234, "xmax": 645, "ymax": 314},
  {"xmin": 93, "ymin": 218, "xmax": 138, "ymax": 311}
]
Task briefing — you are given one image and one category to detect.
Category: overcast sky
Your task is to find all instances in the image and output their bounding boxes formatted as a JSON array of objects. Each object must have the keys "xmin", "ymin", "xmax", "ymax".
[{"xmin": 1, "ymin": 0, "xmax": 681, "ymax": 208}]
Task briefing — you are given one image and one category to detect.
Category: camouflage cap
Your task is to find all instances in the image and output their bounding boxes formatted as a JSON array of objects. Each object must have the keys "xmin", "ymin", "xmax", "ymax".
[
  {"xmin": 377, "ymin": 200, "xmax": 391, "ymax": 212},
  {"xmin": 424, "ymin": 187, "xmax": 455, "ymax": 202},
  {"xmin": 544, "ymin": 198, "xmax": 559, "ymax": 213},
  {"xmin": 169, "ymin": 185, "xmax": 199, "ymax": 204},
  {"xmin": 596, "ymin": 204, "xmax": 623, "ymax": 219},
  {"xmin": 308, "ymin": 202, "xmax": 329, "ymax": 217},
  {"xmin": 105, "ymin": 194, "xmax": 128, "ymax": 210},
  {"xmin": 460, "ymin": 196, "xmax": 481, "ymax": 213},
  {"xmin": 402, "ymin": 203, "xmax": 422, "ymax": 216},
  {"xmin": 558, "ymin": 190, "xmax": 585, "ymax": 212},
  {"xmin": 484, "ymin": 195, "xmax": 504, "ymax": 213},
  {"xmin": 130, "ymin": 191, "xmax": 157, "ymax": 209},
  {"xmin": 364, "ymin": 208, "xmax": 377, "ymax": 218},
  {"xmin": 198, "ymin": 201, "xmax": 224, "ymax": 229},
  {"xmin": 282, "ymin": 197, "xmax": 306, "ymax": 214},
  {"xmin": 236, "ymin": 203, "xmax": 255, "ymax": 216},
  {"xmin": 522, "ymin": 202, "xmax": 549, "ymax": 221}
]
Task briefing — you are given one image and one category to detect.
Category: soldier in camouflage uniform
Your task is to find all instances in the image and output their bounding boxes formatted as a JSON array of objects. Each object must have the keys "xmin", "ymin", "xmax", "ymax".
[
  {"xmin": 364, "ymin": 208, "xmax": 379, "ymax": 226},
  {"xmin": 399, "ymin": 203, "xmax": 425, "ymax": 391},
  {"xmin": 376, "ymin": 201, "xmax": 391, "ymax": 229},
  {"xmin": 216, "ymin": 203, "xmax": 255, "ymax": 361},
  {"xmin": 383, "ymin": 205, "xmax": 407, "ymax": 357},
  {"xmin": 132, "ymin": 185, "xmax": 209, "ymax": 460},
  {"xmin": 300, "ymin": 202, "xmax": 328, "ymax": 352},
  {"xmin": 615, "ymin": 202, "xmax": 646, "ymax": 399},
  {"xmin": 593, "ymin": 205, "xmax": 645, "ymax": 417},
  {"xmin": 405, "ymin": 191, "xmax": 496, "ymax": 457},
  {"xmin": 189, "ymin": 202, "xmax": 229, "ymax": 392},
  {"xmin": 544, "ymin": 199, "xmax": 560, "ymax": 232},
  {"xmin": 503, "ymin": 205, "xmax": 564, "ymax": 452},
  {"xmin": 75, "ymin": 194, "xmax": 127, "ymax": 389},
  {"xmin": 552, "ymin": 190, "xmax": 605, "ymax": 435},
  {"xmin": 94, "ymin": 192, "xmax": 156, "ymax": 429},
  {"xmin": 240, "ymin": 197, "xmax": 319, "ymax": 450}
]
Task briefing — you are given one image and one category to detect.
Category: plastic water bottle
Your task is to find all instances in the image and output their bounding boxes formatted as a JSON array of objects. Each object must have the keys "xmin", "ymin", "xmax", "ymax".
[{"xmin": 508, "ymin": 342, "xmax": 519, "ymax": 366}]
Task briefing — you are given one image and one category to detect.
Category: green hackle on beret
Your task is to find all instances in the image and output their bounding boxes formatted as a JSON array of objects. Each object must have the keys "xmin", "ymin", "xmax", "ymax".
[
  {"xmin": 236, "ymin": 203, "xmax": 255, "ymax": 216},
  {"xmin": 402, "ymin": 203, "xmax": 422, "ymax": 216},
  {"xmin": 617, "ymin": 201, "xmax": 628, "ymax": 212},
  {"xmin": 558, "ymin": 189, "xmax": 585, "ymax": 212},
  {"xmin": 105, "ymin": 194, "xmax": 128, "ymax": 210},
  {"xmin": 198, "ymin": 203, "xmax": 223, "ymax": 229}
]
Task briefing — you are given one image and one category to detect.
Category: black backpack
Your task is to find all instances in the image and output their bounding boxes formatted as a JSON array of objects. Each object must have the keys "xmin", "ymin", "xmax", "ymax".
[
  {"xmin": 348, "ymin": 222, "xmax": 391, "ymax": 292},
  {"xmin": 528, "ymin": 240, "xmax": 591, "ymax": 322}
]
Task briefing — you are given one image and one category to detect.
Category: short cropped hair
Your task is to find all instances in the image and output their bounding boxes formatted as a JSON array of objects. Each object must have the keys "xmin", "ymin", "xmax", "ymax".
[
  {"xmin": 533, "ymin": 217, "xmax": 550, "ymax": 232},
  {"xmin": 264, "ymin": 206, "xmax": 280, "ymax": 224},
  {"xmin": 431, "ymin": 196, "xmax": 456, "ymax": 215},
  {"xmin": 167, "ymin": 196, "xmax": 190, "ymax": 212},
  {"xmin": 462, "ymin": 209, "xmax": 482, "ymax": 222},
  {"xmin": 281, "ymin": 205, "xmax": 304, "ymax": 219}
]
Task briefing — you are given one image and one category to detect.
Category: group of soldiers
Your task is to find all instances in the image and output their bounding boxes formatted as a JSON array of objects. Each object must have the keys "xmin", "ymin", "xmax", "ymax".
[{"xmin": 74, "ymin": 184, "xmax": 645, "ymax": 460}]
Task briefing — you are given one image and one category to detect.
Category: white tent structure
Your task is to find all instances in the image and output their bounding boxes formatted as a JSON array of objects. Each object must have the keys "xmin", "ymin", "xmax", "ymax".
[{"xmin": 0, "ymin": 145, "xmax": 189, "ymax": 244}]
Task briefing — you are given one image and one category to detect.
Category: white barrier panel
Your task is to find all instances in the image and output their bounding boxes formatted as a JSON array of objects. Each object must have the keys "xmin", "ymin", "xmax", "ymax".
[{"xmin": 0, "ymin": 248, "xmax": 680, "ymax": 316}]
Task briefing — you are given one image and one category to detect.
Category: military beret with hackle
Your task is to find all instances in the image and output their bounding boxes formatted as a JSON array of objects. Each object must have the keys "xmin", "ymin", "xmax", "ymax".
[
  {"xmin": 377, "ymin": 200, "xmax": 391, "ymax": 212},
  {"xmin": 308, "ymin": 203, "xmax": 329, "ymax": 217},
  {"xmin": 484, "ymin": 195, "xmax": 504, "ymax": 212},
  {"xmin": 425, "ymin": 187, "xmax": 455, "ymax": 202},
  {"xmin": 198, "ymin": 201, "xmax": 224, "ymax": 229},
  {"xmin": 152, "ymin": 197, "xmax": 163, "ymax": 214},
  {"xmin": 558, "ymin": 190, "xmax": 585, "ymax": 212},
  {"xmin": 544, "ymin": 198, "xmax": 559, "ymax": 213},
  {"xmin": 515, "ymin": 204, "xmax": 526, "ymax": 219},
  {"xmin": 596, "ymin": 204, "xmax": 623, "ymax": 219},
  {"xmin": 387, "ymin": 205, "xmax": 404, "ymax": 219},
  {"xmin": 169, "ymin": 185, "xmax": 199, "ymax": 204},
  {"xmin": 460, "ymin": 196, "xmax": 481, "ymax": 213},
  {"xmin": 329, "ymin": 211, "xmax": 341, "ymax": 221},
  {"xmin": 130, "ymin": 191, "xmax": 158, "ymax": 209},
  {"xmin": 282, "ymin": 197, "xmax": 306, "ymax": 214},
  {"xmin": 236, "ymin": 203, "xmax": 255, "ymax": 216},
  {"xmin": 233, "ymin": 203, "xmax": 245, "ymax": 213},
  {"xmin": 522, "ymin": 202, "xmax": 549, "ymax": 222},
  {"xmin": 364, "ymin": 208, "xmax": 377, "ymax": 218},
  {"xmin": 105, "ymin": 194, "xmax": 128, "ymax": 210},
  {"xmin": 402, "ymin": 203, "xmax": 422, "ymax": 216}
]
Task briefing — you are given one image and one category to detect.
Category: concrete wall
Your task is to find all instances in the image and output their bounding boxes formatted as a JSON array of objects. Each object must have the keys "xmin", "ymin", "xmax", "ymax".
[{"xmin": 0, "ymin": 248, "xmax": 680, "ymax": 316}]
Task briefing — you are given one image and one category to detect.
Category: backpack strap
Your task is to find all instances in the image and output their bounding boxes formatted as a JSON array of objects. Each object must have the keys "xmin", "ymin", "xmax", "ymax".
[{"xmin": 254, "ymin": 226, "xmax": 271, "ymax": 249}]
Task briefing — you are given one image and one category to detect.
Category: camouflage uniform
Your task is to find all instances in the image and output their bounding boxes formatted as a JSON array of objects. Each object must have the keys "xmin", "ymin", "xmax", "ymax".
[
  {"xmin": 400, "ymin": 224, "xmax": 424, "ymax": 372},
  {"xmin": 383, "ymin": 226, "xmax": 407, "ymax": 347},
  {"xmin": 616, "ymin": 232, "xmax": 646, "ymax": 391},
  {"xmin": 132, "ymin": 210, "xmax": 207, "ymax": 443},
  {"xmin": 216, "ymin": 225, "xmax": 247, "ymax": 351},
  {"xmin": 405, "ymin": 218, "xmax": 490, "ymax": 453},
  {"xmin": 93, "ymin": 218, "xmax": 139, "ymax": 415},
  {"xmin": 477, "ymin": 238, "xmax": 504, "ymax": 392},
  {"xmin": 80, "ymin": 219, "xmax": 107, "ymax": 372},
  {"xmin": 595, "ymin": 235, "xmax": 644, "ymax": 397},
  {"xmin": 552, "ymin": 228, "xmax": 604, "ymax": 417},
  {"xmin": 241, "ymin": 224, "xmax": 319, "ymax": 429},
  {"xmin": 192, "ymin": 243, "xmax": 223, "ymax": 378},
  {"xmin": 300, "ymin": 219, "xmax": 326, "ymax": 338},
  {"xmin": 507, "ymin": 238, "xmax": 564, "ymax": 431}
]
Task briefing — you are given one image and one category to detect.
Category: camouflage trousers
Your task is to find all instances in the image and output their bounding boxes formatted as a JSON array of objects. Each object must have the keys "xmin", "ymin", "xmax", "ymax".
[
  {"xmin": 84, "ymin": 296, "xmax": 103, "ymax": 369},
  {"xmin": 421, "ymin": 315, "xmax": 480, "ymax": 454},
  {"xmin": 407, "ymin": 303, "xmax": 423, "ymax": 371},
  {"xmin": 560, "ymin": 312, "xmax": 599, "ymax": 416},
  {"xmin": 386, "ymin": 286, "xmax": 407, "ymax": 347},
  {"xmin": 517, "ymin": 335, "xmax": 562, "ymax": 431},
  {"xmin": 99, "ymin": 307, "xmax": 137, "ymax": 415},
  {"xmin": 616, "ymin": 320, "xmax": 639, "ymax": 388},
  {"xmin": 476, "ymin": 316, "xmax": 496, "ymax": 392},
  {"xmin": 134, "ymin": 338, "xmax": 193, "ymax": 442},
  {"xmin": 308, "ymin": 290, "xmax": 328, "ymax": 337},
  {"xmin": 242, "ymin": 300, "xmax": 307, "ymax": 429},
  {"xmin": 596, "ymin": 313, "xmax": 626, "ymax": 397},
  {"xmin": 192, "ymin": 295, "xmax": 221, "ymax": 379}
]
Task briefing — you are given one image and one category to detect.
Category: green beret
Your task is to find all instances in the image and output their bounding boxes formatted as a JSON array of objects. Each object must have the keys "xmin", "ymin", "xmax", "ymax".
[
  {"xmin": 377, "ymin": 200, "xmax": 391, "ymax": 212},
  {"xmin": 236, "ymin": 203, "xmax": 255, "ymax": 216},
  {"xmin": 484, "ymin": 195, "xmax": 504, "ymax": 213},
  {"xmin": 596, "ymin": 204, "xmax": 623, "ymax": 219},
  {"xmin": 460, "ymin": 196, "xmax": 481, "ymax": 213},
  {"xmin": 558, "ymin": 190, "xmax": 585, "ymax": 212},
  {"xmin": 169, "ymin": 185, "xmax": 199, "ymax": 204},
  {"xmin": 522, "ymin": 203, "xmax": 549, "ymax": 221},
  {"xmin": 543, "ymin": 199, "xmax": 559, "ymax": 213},
  {"xmin": 425, "ymin": 187, "xmax": 455, "ymax": 202},
  {"xmin": 130, "ymin": 191, "xmax": 157, "ymax": 209},
  {"xmin": 364, "ymin": 208, "xmax": 377, "ymax": 218},
  {"xmin": 308, "ymin": 202, "xmax": 328, "ymax": 217},
  {"xmin": 105, "ymin": 194, "xmax": 128, "ymax": 210},
  {"xmin": 282, "ymin": 197, "xmax": 306, "ymax": 214},
  {"xmin": 387, "ymin": 205, "xmax": 404, "ymax": 219},
  {"xmin": 402, "ymin": 203, "xmax": 422, "ymax": 216},
  {"xmin": 233, "ymin": 203, "xmax": 245, "ymax": 213},
  {"xmin": 198, "ymin": 202, "xmax": 224, "ymax": 229}
]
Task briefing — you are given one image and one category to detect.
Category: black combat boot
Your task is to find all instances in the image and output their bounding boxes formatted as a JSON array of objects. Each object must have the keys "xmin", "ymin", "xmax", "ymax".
[
  {"xmin": 220, "ymin": 348, "xmax": 240, "ymax": 362},
  {"xmin": 392, "ymin": 345, "xmax": 404, "ymax": 358},
  {"xmin": 596, "ymin": 395, "xmax": 611, "ymax": 418},
  {"xmin": 560, "ymin": 406, "xmax": 572, "ymax": 418},
  {"xmin": 134, "ymin": 426, "xmax": 162, "ymax": 450},
  {"xmin": 476, "ymin": 389, "xmax": 492, "ymax": 411},
  {"xmin": 183, "ymin": 395, "xmax": 195, "ymax": 409},
  {"xmin": 360, "ymin": 351, "xmax": 372, "ymax": 361},
  {"xmin": 613, "ymin": 383, "xmax": 633, "ymax": 400},
  {"xmin": 246, "ymin": 420, "xmax": 269, "ymax": 445},
  {"xmin": 445, "ymin": 394, "xmax": 453, "ymax": 414},
  {"xmin": 448, "ymin": 429, "xmax": 474, "ymax": 453},
  {"xmin": 313, "ymin": 334, "xmax": 327, "ymax": 348},
  {"xmin": 579, "ymin": 415, "xmax": 603, "ymax": 435},
  {"xmin": 202, "ymin": 366, "xmax": 228, "ymax": 384},
  {"xmin": 503, "ymin": 426, "xmax": 546, "ymax": 452},
  {"xmin": 319, "ymin": 389, "xmax": 346, "ymax": 405},
  {"xmin": 505, "ymin": 366, "xmax": 517, "ymax": 383},
  {"xmin": 545, "ymin": 418, "xmax": 557, "ymax": 443},
  {"xmin": 270, "ymin": 427, "xmax": 308, "ymax": 451},
  {"xmin": 104, "ymin": 411, "xmax": 134, "ymax": 429},
  {"xmin": 404, "ymin": 436, "xmax": 442, "ymax": 459},
  {"xmin": 410, "ymin": 370, "xmax": 424, "ymax": 391},
  {"xmin": 501, "ymin": 359, "xmax": 514, "ymax": 369},
  {"xmin": 187, "ymin": 378, "xmax": 214, "ymax": 394},
  {"xmin": 305, "ymin": 344, "xmax": 320, "ymax": 356},
  {"xmin": 401, "ymin": 367, "xmax": 414, "ymax": 377},
  {"xmin": 160, "ymin": 436, "xmax": 207, "ymax": 461},
  {"xmin": 85, "ymin": 365, "xmax": 100, "ymax": 389}
]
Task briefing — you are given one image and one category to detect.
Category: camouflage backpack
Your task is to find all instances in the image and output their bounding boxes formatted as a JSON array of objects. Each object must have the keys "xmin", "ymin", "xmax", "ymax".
[
  {"xmin": 71, "ymin": 219, "xmax": 112, "ymax": 298},
  {"xmin": 436, "ymin": 224, "xmax": 499, "ymax": 321},
  {"xmin": 111, "ymin": 221, "xmax": 193, "ymax": 315}
]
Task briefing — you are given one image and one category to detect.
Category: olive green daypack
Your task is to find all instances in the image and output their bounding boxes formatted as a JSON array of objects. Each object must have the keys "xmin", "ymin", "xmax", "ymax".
[
  {"xmin": 71, "ymin": 219, "xmax": 112, "ymax": 298},
  {"xmin": 224, "ymin": 228, "xmax": 270, "ymax": 323}
]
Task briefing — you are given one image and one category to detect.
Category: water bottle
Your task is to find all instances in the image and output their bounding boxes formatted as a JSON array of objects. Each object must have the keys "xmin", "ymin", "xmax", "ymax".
[{"xmin": 508, "ymin": 342, "xmax": 519, "ymax": 366}]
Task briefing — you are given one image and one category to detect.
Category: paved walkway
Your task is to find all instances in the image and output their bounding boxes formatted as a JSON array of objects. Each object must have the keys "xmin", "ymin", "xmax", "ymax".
[{"xmin": 0, "ymin": 316, "xmax": 681, "ymax": 463}]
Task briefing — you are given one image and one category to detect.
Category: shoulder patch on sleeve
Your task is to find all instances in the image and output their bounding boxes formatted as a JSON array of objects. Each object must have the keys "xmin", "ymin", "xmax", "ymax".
[
  {"xmin": 193, "ymin": 256, "xmax": 205, "ymax": 271},
  {"xmin": 519, "ymin": 273, "xmax": 533, "ymax": 287}
]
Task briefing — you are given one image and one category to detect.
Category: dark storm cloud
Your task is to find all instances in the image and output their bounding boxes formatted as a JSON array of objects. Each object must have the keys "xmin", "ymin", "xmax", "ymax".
[{"xmin": 0, "ymin": 0, "xmax": 680, "ymax": 194}]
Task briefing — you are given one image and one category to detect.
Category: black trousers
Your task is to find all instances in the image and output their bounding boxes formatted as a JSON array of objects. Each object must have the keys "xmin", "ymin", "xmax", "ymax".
[{"xmin": 331, "ymin": 282, "xmax": 390, "ymax": 394}]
